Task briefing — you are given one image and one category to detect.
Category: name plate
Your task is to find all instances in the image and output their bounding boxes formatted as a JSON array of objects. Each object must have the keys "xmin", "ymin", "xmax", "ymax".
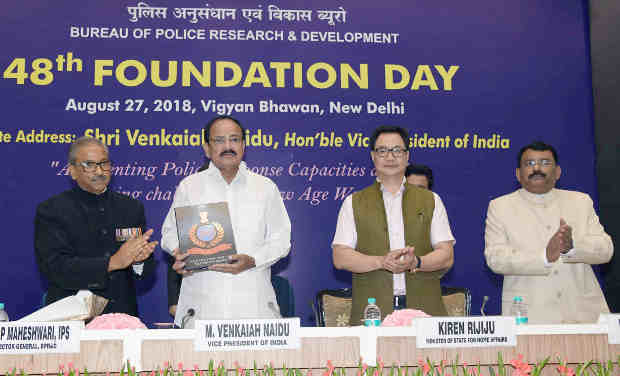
[
  {"xmin": 0, "ymin": 321, "xmax": 82, "ymax": 354},
  {"xmin": 195, "ymin": 318, "xmax": 300, "ymax": 352},
  {"xmin": 602, "ymin": 314, "xmax": 620, "ymax": 344},
  {"xmin": 415, "ymin": 316, "xmax": 516, "ymax": 348}
]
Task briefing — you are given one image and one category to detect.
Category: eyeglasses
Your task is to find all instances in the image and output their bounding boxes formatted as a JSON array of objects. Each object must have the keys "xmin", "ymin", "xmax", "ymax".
[
  {"xmin": 210, "ymin": 135, "xmax": 243, "ymax": 145},
  {"xmin": 373, "ymin": 146, "xmax": 407, "ymax": 158},
  {"xmin": 75, "ymin": 160, "xmax": 112, "ymax": 172},
  {"xmin": 522, "ymin": 159, "xmax": 554, "ymax": 168}
]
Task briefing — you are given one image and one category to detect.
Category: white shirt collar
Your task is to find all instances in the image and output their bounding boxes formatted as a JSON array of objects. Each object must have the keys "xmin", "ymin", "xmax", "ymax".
[
  {"xmin": 518, "ymin": 187, "xmax": 556, "ymax": 205},
  {"xmin": 205, "ymin": 161, "xmax": 248, "ymax": 183},
  {"xmin": 376, "ymin": 176, "xmax": 407, "ymax": 195}
]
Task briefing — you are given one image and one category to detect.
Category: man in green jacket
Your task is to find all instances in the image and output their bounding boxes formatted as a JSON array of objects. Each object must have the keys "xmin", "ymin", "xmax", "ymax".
[{"xmin": 332, "ymin": 125, "xmax": 455, "ymax": 325}]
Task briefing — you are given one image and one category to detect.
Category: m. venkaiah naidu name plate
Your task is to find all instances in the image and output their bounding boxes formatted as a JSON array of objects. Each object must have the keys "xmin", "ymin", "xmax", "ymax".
[
  {"xmin": 0, "ymin": 321, "xmax": 82, "ymax": 354},
  {"xmin": 415, "ymin": 316, "xmax": 516, "ymax": 348},
  {"xmin": 195, "ymin": 318, "xmax": 300, "ymax": 351},
  {"xmin": 175, "ymin": 202, "xmax": 237, "ymax": 271},
  {"xmin": 602, "ymin": 314, "xmax": 620, "ymax": 344}
]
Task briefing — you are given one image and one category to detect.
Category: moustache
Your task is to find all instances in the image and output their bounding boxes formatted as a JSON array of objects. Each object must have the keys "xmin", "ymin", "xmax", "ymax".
[
  {"xmin": 220, "ymin": 150, "xmax": 237, "ymax": 157},
  {"xmin": 528, "ymin": 171, "xmax": 546, "ymax": 179},
  {"xmin": 90, "ymin": 175, "xmax": 108, "ymax": 183}
]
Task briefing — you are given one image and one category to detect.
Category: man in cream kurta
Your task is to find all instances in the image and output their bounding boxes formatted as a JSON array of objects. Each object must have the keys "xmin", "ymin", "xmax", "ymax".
[
  {"xmin": 484, "ymin": 141, "xmax": 613, "ymax": 324},
  {"xmin": 161, "ymin": 116, "xmax": 291, "ymax": 328}
]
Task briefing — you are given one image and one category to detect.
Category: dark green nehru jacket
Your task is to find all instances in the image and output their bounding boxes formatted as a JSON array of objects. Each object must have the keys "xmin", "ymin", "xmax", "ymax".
[{"xmin": 349, "ymin": 181, "xmax": 447, "ymax": 325}]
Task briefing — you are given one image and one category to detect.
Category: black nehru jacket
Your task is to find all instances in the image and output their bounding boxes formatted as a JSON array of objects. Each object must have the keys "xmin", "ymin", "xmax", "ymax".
[{"xmin": 34, "ymin": 187, "xmax": 155, "ymax": 316}]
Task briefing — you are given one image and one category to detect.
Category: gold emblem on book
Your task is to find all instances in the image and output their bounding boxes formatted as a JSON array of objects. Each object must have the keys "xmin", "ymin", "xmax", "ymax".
[{"xmin": 189, "ymin": 211, "xmax": 224, "ymax": 248}]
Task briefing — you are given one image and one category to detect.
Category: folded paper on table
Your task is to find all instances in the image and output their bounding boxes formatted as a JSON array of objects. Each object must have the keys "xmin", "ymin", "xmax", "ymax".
[{"xmin": 19, "ymin": 290, "xmax": 108, "ymax": 322}]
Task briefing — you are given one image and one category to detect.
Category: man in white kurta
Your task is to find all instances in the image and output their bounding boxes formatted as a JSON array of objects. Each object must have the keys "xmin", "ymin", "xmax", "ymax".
[
  {"xmin": 161, "ymin": 117, "xmax": 291, "ymax": 327},
  {"xmin": 484, "ymin": 141, "xmax": 613, "ymax": 324}
]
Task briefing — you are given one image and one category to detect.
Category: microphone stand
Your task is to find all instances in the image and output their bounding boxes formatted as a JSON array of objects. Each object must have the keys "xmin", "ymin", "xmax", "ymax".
[
  {"xmin": 480, "ymin": 296, "xmax": 489, "ymax": 316},
  {"xmin": 181, "ymin": 308, "xmax": 195, "ymax": 329}
]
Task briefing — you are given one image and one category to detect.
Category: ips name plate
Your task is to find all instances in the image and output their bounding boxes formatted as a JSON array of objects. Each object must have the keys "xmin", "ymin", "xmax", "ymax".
[
  {"xmin": 195, "ymin": 318, "xmax": 300, "ymax": 352},
  {"xmin": 415, "ymin": 316, "xmax": 516, "ymax": 348},
  {"xmin": 0, "ymin": 321, "xmax": 83, "ymax": 354}
]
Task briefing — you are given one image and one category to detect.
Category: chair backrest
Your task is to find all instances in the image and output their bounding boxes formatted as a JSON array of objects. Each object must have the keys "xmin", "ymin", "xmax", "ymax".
[
  {"xmin": 315, "ymin": 288, "xmax": 352, "ymax": 326},
  {"xmin": 271, "ymin": 275, "xmax": 295, "ymax": 318},
  {"xmin": 314, "ymin": 285, "xmax": 471, "ymax": 325},
  {"xmin": 441, "ymin": 286, "xmax": 472, "ymax": 316}
]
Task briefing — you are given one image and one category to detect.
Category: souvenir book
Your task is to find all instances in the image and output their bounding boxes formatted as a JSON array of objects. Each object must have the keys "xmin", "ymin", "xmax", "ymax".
[{"xmin": 175, "ymin": 202, "xmax": 236, "ymax": 271}]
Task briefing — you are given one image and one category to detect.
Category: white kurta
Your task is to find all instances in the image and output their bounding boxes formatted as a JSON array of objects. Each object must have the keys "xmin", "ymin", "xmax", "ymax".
[
  {"xmin": 484, "ymin": 188, "xmax": 613, "ymax": 324},
  {"xmin": 161, "ymin": 162, "xmax": 291, "ymax": 327}
]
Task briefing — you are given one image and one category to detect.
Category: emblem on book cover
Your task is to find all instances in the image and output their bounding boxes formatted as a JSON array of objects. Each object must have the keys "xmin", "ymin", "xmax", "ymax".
[{"xmin": 189, "ymin": 211, "xmax": 224, "ymax": 248}]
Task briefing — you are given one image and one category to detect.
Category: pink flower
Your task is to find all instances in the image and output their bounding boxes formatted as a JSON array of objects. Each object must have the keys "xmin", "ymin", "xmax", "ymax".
[
  {"xmin": 417, "ymin": 360, "xmax": 430, "ymax": 375},
  {"xmin": 164, "ymin": 362, "xmax": 170, "ymax": 369},
  {"xmin": 323, "ymin": 362, "xmax": 334, "ymax": 376},
  {"xmin": 86, "ymin": 313, "xmax": 147, "ymax": 330},
  {"xmin": 382, "ymin": 309, "xmax": 430, "ymax": 326},
  {"xmin": 178, "ymin": 363, "xmax": 184, "ymax": 371},
  {"xmin": 357, "ymin": 364, "xmax": 368, "ymax": 376},
  {"xmin": 509, "ymin": 355, "xmax": 531, "ymax": 376},
  {"xmin": 323, "ymin": 360, "xmax": 335, "ymax": 376},
  {"xmin": 557, "ymin": 365, "xmax": 574, "ymax": 376}
]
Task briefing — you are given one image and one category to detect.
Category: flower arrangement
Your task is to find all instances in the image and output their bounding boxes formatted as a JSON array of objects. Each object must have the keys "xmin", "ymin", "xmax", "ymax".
[{"xmin": 3, "ymin": 354, "xmax": 620, "ymax": 376}]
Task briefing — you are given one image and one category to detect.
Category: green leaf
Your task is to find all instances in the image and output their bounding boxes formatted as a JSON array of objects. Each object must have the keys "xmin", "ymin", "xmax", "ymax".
[{"xmin": 497, "ymin": 353, "xmax": 505, "ymax": 376}]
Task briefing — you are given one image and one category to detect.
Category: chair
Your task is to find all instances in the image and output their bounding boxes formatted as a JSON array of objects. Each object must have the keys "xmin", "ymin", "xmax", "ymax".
[
  {"xmin": 271, "ymin": 275, "xmax": 295, "ymax": 318},
  {"xmin": 441, "ymin": 286, "xmax": 472, "ymax": 316},
  {"xmin": 314, "ymin": 285, "xmax": 471, "ymax": 326},
  {"xmin": 315, "ymin": 288, "xmax": 352, "ymax": 326}
]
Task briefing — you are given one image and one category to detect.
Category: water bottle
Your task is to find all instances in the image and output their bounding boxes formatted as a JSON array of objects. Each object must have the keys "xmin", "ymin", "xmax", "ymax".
[
  {"xmin": 511, "ymin": 296, "xmax": 528, "ymax": 325},
  {"xmin": 0, "ymin": 303, "xmax": 9, "ymax": 322},
  {"xmin": 363, "ymin": 297, "xmax": 381, "ymax": 326}
]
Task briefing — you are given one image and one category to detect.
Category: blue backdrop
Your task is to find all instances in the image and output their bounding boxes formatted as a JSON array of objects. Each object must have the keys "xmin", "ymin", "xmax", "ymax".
[{"xmin": 0, "ymin": 0, "xmax": 597, "ymax": 326}]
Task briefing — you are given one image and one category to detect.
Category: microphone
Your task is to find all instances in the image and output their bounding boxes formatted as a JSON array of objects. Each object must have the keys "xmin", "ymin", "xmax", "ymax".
[
  {"xmin": 267, "ymin": 301, "xmax": 281, "ymax": 317},
  {"xmin": 480, "ymin": 296, "xmax": 489, "ymax": 316},
  {"xmin": 181, "ymin": 308, "xmax": 195, "ymax": 329}
]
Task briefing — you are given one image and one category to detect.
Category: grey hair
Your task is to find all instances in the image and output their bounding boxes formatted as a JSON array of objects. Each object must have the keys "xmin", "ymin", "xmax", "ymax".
[{"xmin": 68, "ymin": 136, "xmax": 109, "ymax": 164}]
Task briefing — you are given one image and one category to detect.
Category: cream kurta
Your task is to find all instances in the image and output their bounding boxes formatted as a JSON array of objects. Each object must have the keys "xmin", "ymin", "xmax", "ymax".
[
  {"xmin": 161, "ymin": 162, "xmax": 291, "ymax": 327},
  {"xmin": 484, "ymin": 188, "xmax": 613, "ymax": 324}
]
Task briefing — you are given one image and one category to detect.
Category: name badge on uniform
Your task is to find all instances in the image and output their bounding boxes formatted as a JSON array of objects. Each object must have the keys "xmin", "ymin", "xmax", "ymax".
[{"xmin": 115, "ymin": 227, "xmax": 142, "ymax": 242}]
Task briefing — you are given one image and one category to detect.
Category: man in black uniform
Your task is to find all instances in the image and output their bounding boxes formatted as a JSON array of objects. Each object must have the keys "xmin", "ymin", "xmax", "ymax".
[{"xmin": 35, "ymin": 136, "xmax": 157, "ymax": 316}]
